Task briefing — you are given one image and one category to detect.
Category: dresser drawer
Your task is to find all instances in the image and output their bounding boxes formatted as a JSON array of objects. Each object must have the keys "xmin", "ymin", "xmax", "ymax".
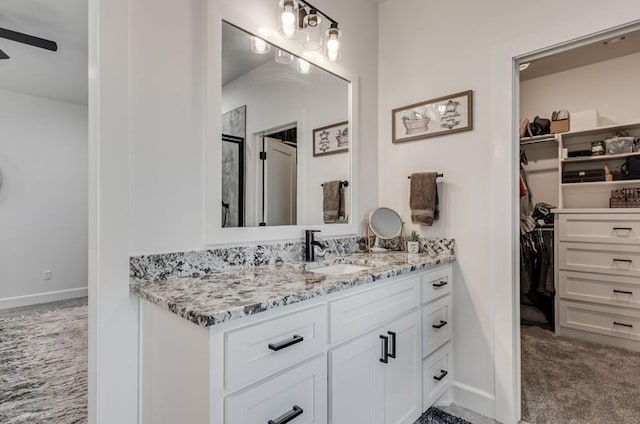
[
  {"xmin": 421, "ymin": 265, "xmax": 452, "ymax": 304},
  {"xmin": 559, "ymin": 242, "xmax": 640, "ymax": 278},
  {"xmin": 225, "ymin": 305, "xmax": 327, "ymax": 391},
  {"xmin": 422, "ymin": 295, "xmax": 452, "ymax": 358},
  {"xmin": 559, "ymin": 213, "xmax": 640, "ymax": 245},
  {"xmin": 559, "ymin": 300, "xmax": 640, "ymax": 343},
  {"xmin": 559, "ymin": 271, "xmax": 640, "ymax": 309},
  {"xmin": 422, "ymin": 343, "xmax": 451, "ymax": 411},
  {"xmin": 225, "ymin": 355, "xmax": 327, "ymax": 424},
  {"xmin": 329, "ymin": 276, "xmax": 420, "ymax": 343}
]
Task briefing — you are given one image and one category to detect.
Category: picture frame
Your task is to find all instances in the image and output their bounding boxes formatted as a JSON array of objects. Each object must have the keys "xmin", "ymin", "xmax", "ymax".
[
  {"xmin": 313, "ymin": 121, "xmax": 349, "ymax": 157},
  {"xmin": 392, "ymin": 90, "xmax": 473, "ymax": 144}
]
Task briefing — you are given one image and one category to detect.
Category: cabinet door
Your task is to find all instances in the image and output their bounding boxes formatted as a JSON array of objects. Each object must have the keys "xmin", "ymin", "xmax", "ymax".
[
  {"xmin": 330, "ymin": 328, "xmax": 385, "ymax": 424},
  {"xmin": 383, "ymin": 311, "xmax": 421, "ymax": 424}
]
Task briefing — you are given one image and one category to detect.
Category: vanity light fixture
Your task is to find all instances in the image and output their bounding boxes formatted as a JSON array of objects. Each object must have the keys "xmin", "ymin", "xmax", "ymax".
[
  {"xmin": 277, "ymin": 0, "xmax": 342, "ymax": 62},
  {"xmin": 295, "ymin": 57, "xmax": 312, "ymax": 74},
  {"xmin": 251, "ymin": 36, "xmax": 271, "ymax": 54},
  {"xmin": 275, "ymin": 48, "xmax": 294, "ymax": 64}
]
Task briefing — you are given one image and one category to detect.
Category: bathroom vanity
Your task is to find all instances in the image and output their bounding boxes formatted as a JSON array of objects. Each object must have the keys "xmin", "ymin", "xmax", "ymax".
[{"xmin": 132, "ymin": 250, "xmax": 455, "ymax": 424}]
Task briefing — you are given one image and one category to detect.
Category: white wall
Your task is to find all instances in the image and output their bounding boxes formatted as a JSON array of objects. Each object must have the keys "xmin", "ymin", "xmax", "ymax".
[
  {"xmin": 222, "ymin": 60, "xmax": 349, "ymax": 227},
  {"xmin": 0, "ymin": 89, "xmax": 87, "ymax": 307},
  {"xmin": 377, "ymin": 0, "xmax": 640, "ymax": 421},
  {"xmin": 129, "ymin": 0, "xmax": 378, "ymax": 255}
]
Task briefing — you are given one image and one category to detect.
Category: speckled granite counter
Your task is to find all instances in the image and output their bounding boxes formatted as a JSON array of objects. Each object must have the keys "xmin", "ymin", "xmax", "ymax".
[{"xmin": 131, "ymin": 246, "xmax": 455, "ymax": 327}]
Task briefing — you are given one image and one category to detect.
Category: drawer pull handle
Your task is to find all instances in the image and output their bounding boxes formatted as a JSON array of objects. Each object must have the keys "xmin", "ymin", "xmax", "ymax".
[
  {"xmin": 380, "ymin": 335, "xmax": 389, "ymax": 363},
  {"xmin": 268, "ymin": 405, "xmax": 303, "ymax": 424},
  {"xmin": 268, "ymin": 335, "xmax": 304, "ymax": 351},
  {"xmin": 613, "ymin": 227, "xmax": 633, "ymax": 232},
  {"xmin": 613, "ymin": 289, "xmax": 633, "ymax": 295},
  {"xmin": 614, "ymin": 321, "xmax": 633, "ymax": 329},
  {"xmin": 433, "ymin": 281, "xmax": 448, "ymax": 288},
  {"xmin": 433, "ymin": 320, "xmax": 448, "ymax": 329},
  {"xmin": 387, "ymin": 331, "xmax": 397, "ymax": 359},
  {"xmin": 433, "ymin": 370, "xmax": 448, "ymax": 381},
  {"xmin": 613, "ymin": 258, "xmax": 633, "ymax": 263}
]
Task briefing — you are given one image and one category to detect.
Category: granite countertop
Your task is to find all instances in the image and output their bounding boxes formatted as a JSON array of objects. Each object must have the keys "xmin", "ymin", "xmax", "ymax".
[{"xmin": 130, "ymin": 250, "xmax": 456, "ymax": 327}]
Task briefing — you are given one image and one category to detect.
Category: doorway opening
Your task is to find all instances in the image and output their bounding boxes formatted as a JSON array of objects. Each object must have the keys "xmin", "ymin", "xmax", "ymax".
[{"xmin": 515, "ymin": 24, "xmax": 640, "ymax": 424}]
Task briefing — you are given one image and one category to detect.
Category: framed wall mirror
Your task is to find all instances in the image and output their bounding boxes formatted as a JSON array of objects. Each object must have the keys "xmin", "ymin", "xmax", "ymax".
[{"xmin": 209, "ymin": 18, "xmax": 358, "ymax": 244}]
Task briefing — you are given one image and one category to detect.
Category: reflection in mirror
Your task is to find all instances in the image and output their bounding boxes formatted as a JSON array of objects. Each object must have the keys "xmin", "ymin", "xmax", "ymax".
[{"xmin": 221, "ymin": 21, "xmax": 350, "ymax": 228}]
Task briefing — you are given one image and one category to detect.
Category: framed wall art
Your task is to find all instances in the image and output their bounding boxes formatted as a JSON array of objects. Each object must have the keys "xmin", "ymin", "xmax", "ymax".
[
  {"xmin": 313, "ymin": 121, "xmax": 349, "ymax": 156},
  {"xmin": 392, "ymin": 90, "xmax": 473, "ymax": 143}
]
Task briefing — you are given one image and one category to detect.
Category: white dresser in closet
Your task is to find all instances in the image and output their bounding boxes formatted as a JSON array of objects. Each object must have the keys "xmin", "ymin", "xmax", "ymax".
[{"xmin": 555, "ymin": 210, "xmax": 640, "ymax": 351}]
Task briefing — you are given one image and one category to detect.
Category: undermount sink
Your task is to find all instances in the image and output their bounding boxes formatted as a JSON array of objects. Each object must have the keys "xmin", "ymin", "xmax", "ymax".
[{"xmin": 309, "ymin": 263, "xmax": 371, "ymax": 276}]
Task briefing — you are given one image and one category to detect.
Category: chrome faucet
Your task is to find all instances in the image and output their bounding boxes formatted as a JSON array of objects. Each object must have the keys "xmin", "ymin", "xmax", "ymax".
[{"xmin": 305, "ymin": 230, "xmax": 328, "ymax": 262}]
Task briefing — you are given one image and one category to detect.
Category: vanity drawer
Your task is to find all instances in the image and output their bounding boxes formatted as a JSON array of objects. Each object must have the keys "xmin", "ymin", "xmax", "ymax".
[
  {"xmin": 225, "ymin": 355, "xmax": 327, "ymax": 424},
  {"xmin": 422, "ymin": 343, "xmax": 451, "ymax": 411},
  {"xmin": 225, "ymin": 305, "xmax": 327, "ymax": 391},
  {"xmin": 559, "ymin": 242, "xmax": 640, "ymax": 278},
  {"xmin": 329, "ymin": 276, "xmax": 420, "ymax": 344},
  {"xmin": 559, "ymin": 271, "xmax": 640, "ymax": 309},
  {"xmin": 559, "ymin": 214, "xmax": 640, "ymax": 245},
  {"xmin": 421, "ymin": 265, "xmax": 452, "ymax": 304},
  {"xmin": 422, "ymin": 295, "xmax": 452, "ymax": 358},
  {"xmin": 559, "ymin": 300, "xmax": 640, "ymax": 343}
]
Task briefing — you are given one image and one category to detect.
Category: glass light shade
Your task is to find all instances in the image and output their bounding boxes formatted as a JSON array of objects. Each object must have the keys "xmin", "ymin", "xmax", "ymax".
[
  {"xmin": 250, "ymin": 36, "xmax": 271, "ymax": 54},
  {"xmin": 295, "ymin": 58, "xmax": 312, "ymax": 74},
  {"xmin": 275, "ymin": 49, "xmax": 294, "ymax": 65},
  {"xmin": 302, "ymin": 10, "xmax": 323, "ymax": 50},
  {"xmin": 325, "ymin": 24, "xmax": 342, "ymax": 62},
  {"xmin": 280, "ymin": 0, "xmax": 297, "ymax": 38}
]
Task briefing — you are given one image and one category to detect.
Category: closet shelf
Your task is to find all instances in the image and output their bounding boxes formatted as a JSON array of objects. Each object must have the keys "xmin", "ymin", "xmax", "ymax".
[
  {"xmin": 562, "ymin": 151, "xmax": 640, "ymax": 164},
  {"xmin": 561, "ymin": 179, "xmax": 640, "ymax": 188},
  {"xmin": 520, "ymin": 134, "xmax": 558, "ymax": 146}
]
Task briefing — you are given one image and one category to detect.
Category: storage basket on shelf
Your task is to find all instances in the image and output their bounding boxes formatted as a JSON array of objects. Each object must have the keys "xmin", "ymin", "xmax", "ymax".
[{"xmin": 610, "ymin": 187, "xmax": 640, "ymax": 208}]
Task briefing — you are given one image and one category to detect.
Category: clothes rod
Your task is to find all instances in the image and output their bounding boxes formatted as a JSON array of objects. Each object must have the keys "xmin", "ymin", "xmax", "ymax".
[
  {"xmin": 321, "ymin": 180, "xmax": 349, "ymax": 187},
  {"xmin": 407, "ymin": 173, "xmax": 444, "ymax": 179}
]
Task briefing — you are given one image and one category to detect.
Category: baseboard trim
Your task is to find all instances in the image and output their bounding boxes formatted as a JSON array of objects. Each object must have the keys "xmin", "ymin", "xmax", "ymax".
[
  {"xmin": 452, "ymin": 381, "xmax": 496, "ymax": 420},
  {"xmin": 0, "ymin": 287, "xmax": 88, "ymax": 310}
]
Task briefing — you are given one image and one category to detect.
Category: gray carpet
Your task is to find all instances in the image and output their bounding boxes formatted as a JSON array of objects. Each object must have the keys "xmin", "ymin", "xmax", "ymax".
[
  {"xmin": 521, "ymin": 325, "xmax": 640, "ymax": 424},
  {"xmin": 0, "ymin": 298, "xmax": 88, "ymax": 423}
]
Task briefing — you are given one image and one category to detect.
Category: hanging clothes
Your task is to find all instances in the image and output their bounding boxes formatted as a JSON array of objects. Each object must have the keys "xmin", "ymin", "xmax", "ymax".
[{"xmin": 520, "ymin": 227, "xmax": 555, "ymax": 327}]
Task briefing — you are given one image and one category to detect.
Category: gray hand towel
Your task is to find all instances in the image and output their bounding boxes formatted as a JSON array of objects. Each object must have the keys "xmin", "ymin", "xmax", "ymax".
[
  {"xmin": 323, "ymin": 180, "xmax": 344, "ymax": 223},
  {"xmin": 410, "ymin": 172, "xmax": 439, "ymax": 226}
]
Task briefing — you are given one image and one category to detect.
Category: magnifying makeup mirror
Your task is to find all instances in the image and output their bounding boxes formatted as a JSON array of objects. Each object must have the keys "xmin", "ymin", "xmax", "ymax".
[{"xmin": 365, "ymin": 207, "xmax": 405, "ymax": 252}]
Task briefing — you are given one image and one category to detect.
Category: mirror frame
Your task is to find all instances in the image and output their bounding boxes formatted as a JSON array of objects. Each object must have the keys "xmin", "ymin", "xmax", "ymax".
[{"xmin": 205, "ymin": 2, "xmax": 359, "ymax": 245}]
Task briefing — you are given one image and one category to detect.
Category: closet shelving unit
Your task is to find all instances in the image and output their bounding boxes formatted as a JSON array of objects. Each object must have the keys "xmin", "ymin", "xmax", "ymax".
[{"xmin": 557, "ymin": 122, "xmax": 640, "ymax": 211}]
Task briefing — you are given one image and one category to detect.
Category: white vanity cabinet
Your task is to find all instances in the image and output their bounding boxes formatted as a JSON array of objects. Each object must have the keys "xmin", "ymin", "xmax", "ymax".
[{"xmin": 139, "ymin": 263, "xmax": 454, "ymax": 424}]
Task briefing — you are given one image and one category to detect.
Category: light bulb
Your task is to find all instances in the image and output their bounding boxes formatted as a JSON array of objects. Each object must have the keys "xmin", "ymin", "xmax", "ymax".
[
  {"xmin": 327, "ymin": 38, "xmax": 340, "ymax": 52},
  {"xmin": 296, "ymin": 58, "xmax": 312, "ymax": 74},
  {"xmin": 251, "ymin": 37, "xmax": 270, "ymax": 55},
  {"xmin": 280, "ymin": 1, "xmax": 296, "ymax": 38},
  {"xmin": 327, "ymin": 48, "xmax": 339, "ymax": 62}
]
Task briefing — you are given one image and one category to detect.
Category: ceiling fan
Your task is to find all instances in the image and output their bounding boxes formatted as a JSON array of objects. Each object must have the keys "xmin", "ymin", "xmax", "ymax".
[{"xmin": 0, "ymin": 27, "xmax": 58, "ymax": 59}]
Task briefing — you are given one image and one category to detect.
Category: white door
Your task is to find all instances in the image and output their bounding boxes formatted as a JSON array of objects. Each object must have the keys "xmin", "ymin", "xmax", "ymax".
[
  {"xmin": 264, "ymin": 137, "xmax": 297, "ymax": 226},
  {"xmin": 330, "ymin": 328, "xmax": 385, "ymax": 424},
  {"xmin": 383, "ymin": 311, "xmax": 422, "ymax": 424}
]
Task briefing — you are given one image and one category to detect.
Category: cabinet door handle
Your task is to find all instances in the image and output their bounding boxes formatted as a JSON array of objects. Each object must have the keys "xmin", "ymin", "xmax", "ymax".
[
  {"xmin": 380, "ymin": 335, "xmax": 389, "ymax": 364},
  {"xmin": 613, "ymin": 258, "xmax": 633, "ymax": 263},
  {"xmin": 433, "ymin": 281, "xmax": 448, "ymax": 288},
  {"xmin": 433, "ymin": 370, "xmax": 448, "ymax": 381},
  {"xmin": 613, "ymin": 289, "xmax": 633, "ymax": 295},
  {"xmin": 613, "ymin": 227, "xmax": 633, "ymax": 231},
  {"xmin": 268, "ymin": 335, "xmax": 304, "ymax": 351},
  {"xmin": 268, "ymin": 405, "xmax": 303, "ymax": 424},
  {"xmin": 432, "ymin": 320, "xmax": 448, "ymax": 329},
  {"xmin": 614, "ymin": 321, "xmax": 634, "ymax": 328},
  {"xmin": 387, "ymin": 331, "xmax": 397, "ymax": 359}
]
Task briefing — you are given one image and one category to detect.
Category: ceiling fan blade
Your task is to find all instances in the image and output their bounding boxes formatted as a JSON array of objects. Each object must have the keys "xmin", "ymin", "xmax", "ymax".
[
  {"xmin": 0, "ymin": 27, "xmax": 57, "ymax": 52},
  {"xmin": 0, "ymin": 48, "xmax": 9, "ymax": 59}
]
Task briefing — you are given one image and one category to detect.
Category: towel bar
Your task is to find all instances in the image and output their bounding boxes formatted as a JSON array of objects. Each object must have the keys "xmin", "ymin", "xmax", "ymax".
[
  {"xmin": 407, "ymin": 173, "xmax": 443, "ymax": 179},
  {"xmin": 321, "ymin": 180, "xmax": 349, "ymax": 187}
]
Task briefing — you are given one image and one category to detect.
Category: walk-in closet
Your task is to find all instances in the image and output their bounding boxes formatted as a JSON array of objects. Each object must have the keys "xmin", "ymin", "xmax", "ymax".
[{"xmin": 518, "ymin": 30, "xmax": 640, "ymax": 423}]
